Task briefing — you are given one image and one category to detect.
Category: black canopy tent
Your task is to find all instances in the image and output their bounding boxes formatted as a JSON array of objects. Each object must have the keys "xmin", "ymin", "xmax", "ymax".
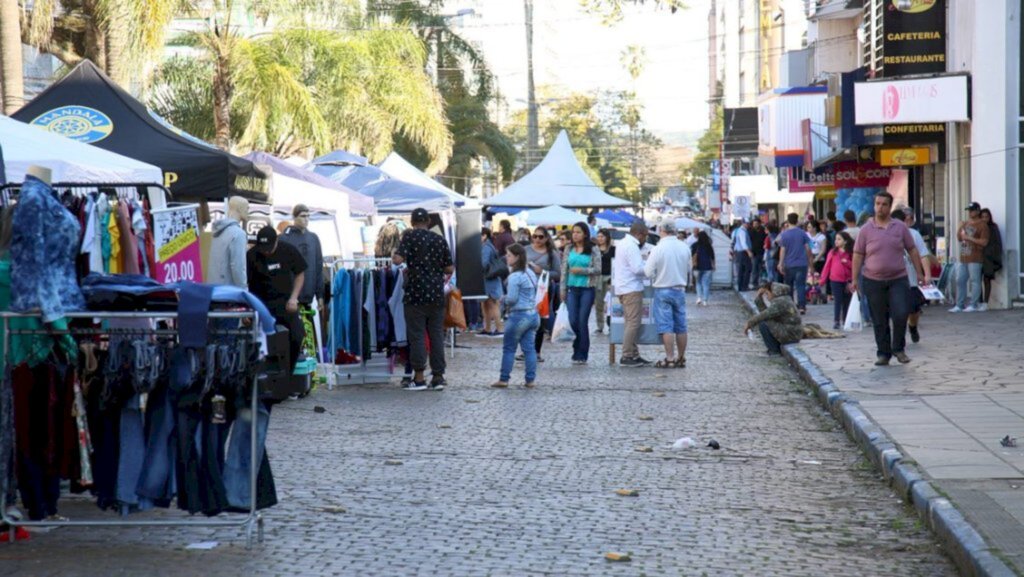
[{"xmin": 12, "ymin": 60, "xmax": 268, "ymax": 203}]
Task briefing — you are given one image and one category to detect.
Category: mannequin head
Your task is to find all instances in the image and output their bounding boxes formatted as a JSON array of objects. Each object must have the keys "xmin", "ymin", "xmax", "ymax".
[{"xmin": 227, "ymin": 196, "xmax": 249, "ymax": 222}]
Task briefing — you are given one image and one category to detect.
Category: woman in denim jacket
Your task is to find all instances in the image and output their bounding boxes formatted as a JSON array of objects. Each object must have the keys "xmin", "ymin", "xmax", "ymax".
[
  {"xmin": 492, "ymin": 244, "xmax": 540, "ymax": 389},
  {"xmin": 559, "ymin": 222, "xmax": 602, "ymax": 364}
]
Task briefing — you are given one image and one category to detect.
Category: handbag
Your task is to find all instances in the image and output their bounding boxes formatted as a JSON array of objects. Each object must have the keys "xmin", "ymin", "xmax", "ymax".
[
  {"xmin": 484, "ymin": 254, "xmax": 509, "ymax": 280},
  {"xmin": 534, "ymin": 271, "xmax": 550, "ymax": 318},
  {"xmin": 444, "ymin": 287, "xmax": 467, "ymax": 330}
]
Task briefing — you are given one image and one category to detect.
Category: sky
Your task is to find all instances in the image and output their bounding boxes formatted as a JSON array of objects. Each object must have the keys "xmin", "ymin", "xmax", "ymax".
[{"xmin": 445, "ymin": 0, "xmax": 713, "ymax": 143}]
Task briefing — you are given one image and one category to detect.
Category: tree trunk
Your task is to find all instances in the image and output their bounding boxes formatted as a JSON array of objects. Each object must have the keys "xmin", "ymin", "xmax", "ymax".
[
  {"xmin": 0, "ymin": 0, "xmax": 24, "ymax": 114},
  {"xmin": 104, "ymin": 4, "xmax": 130, "ymax": 87},
  {"xmin": 524, "ymin": 0, "xmax": 538, "ymax": 171},
  {"xmin": 212, "ymin": 44, "xmax": 233, "ymax": 150}
]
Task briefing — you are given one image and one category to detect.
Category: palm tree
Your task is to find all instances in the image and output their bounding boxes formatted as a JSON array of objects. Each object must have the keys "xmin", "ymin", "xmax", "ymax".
[
  {"xmin": 151, "ymin": 25, "xmax": 452, "ymax": 167},
  {"xmin": 0, "ymin": 0, "xmax": 24, "ymax": 114},
  {"xmin": 21, "ymin": 0, "xmax": 178, "ymax": 86}
]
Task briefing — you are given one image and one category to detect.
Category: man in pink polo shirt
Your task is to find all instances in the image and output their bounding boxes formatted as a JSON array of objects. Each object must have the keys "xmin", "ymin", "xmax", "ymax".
[{"xmin": 850, "ymin": 192, "xmax": 927, "ymax": 366}]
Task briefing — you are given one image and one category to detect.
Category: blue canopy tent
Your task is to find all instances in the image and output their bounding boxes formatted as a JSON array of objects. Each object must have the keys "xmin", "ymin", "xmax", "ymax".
[
  {"xmin": 245, "ymin": 151, "xmax": 374, "ymax": 217},
  {"xmin": 310, "ymin": 149, "xmax": 369, "ymax": 167},
  {"xmin": 358, "ymin": 178, "xmax": 453, "ymax": 214},
  {"xmin": 595, "ymin": 209, "xmax": 641, "ymax": 225}
]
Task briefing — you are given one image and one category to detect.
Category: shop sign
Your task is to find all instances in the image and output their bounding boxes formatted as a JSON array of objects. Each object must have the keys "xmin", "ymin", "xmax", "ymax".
[
  {"xmin": 833, "ymin": 161, "xmax": 892, "ymax": 189},
  {"xmin": 880, "ymin": 147, "xmax": 932, "ymax": 166},
  {"xmin": 855, "ymin": 76, "xmax": 969, "ymax": 125},
  {"xmin": 789, "ymin": 167, "xmax": 835, "ymax": 192},
  {"xmin": 152, "ymin": 204, "xmax": 203, "ymax": 284},
  {"xmin": 882, "ymin": 0, "xmax": 946, "ymax": 77}
]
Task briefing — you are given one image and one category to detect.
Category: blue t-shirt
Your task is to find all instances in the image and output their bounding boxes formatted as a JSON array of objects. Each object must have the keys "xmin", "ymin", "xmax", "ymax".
[{"xmin": 778, "ymin": 227, "xmax": 811, "ymax": 268}]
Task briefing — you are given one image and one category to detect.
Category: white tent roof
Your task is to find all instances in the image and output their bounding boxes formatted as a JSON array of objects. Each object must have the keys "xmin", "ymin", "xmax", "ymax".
[
  {"xmin": 483, "ymin": 130, "xmax": 632, "ymax": 208},
  {"xmin": 0, "ymin": 115, "xmax": 163, "ymax": 184},
  {"xmin": 674, "ymin": 217, "xmax": 712, "ymax": 231},
  {"xmin": 520, "ymin": 205, "xmax": 586, "ymax": 226},
  {"xmin": 378, "ymin": 152, "xmax": 473, "ymax": 207}
]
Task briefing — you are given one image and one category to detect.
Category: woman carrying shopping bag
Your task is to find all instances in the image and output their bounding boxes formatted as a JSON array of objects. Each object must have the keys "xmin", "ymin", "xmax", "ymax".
[
  {"xmin": 492, "ymin": 244, "xmax": 541, "ymax": 389},
  {"xmin": 521, "ymin": 227, "xmax": 561, "ymax": 363},
  {"xmin": 560, "ymin": 222, "xmax": 601, "ymax": 365}
]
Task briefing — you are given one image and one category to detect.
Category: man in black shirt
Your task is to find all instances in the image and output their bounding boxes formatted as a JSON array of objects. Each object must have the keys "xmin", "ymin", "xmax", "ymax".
[
  {"xmin": 247, "ymin": 225, "xmax": 307, "ymax": 371},
  {"xmin": 394, "ymin": 208, "xmax": 454, "ymax": 391}
]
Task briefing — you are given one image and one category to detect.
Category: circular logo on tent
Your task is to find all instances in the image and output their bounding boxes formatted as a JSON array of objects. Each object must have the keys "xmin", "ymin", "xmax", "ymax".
[
  {"xmin": 882, "ymin": 85, "xmax": 900, "ymax": 120},
  {"xmin": 31, "ymin": 106, "xmax": 114, "ymax": 143}
]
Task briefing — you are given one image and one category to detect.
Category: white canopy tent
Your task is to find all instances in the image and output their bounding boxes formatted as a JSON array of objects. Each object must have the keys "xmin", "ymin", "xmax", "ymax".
[
  {"xmin": 519, "ymin": 205, "xmax": 586, "ymax": 227},
  {"xmin": 674, "ymin": 217, "xmax": 712, "ymax": 231},
  {"xmin": 0, "ymin": 115, "xmax": 163, "ymax": 185},
  {"xmin": 378, "ymin": 152, "xmax": 473, "ymax": 207},
  {"xmin": 482, "ymin": 130, "xmax": 632, "ymax": 208}
]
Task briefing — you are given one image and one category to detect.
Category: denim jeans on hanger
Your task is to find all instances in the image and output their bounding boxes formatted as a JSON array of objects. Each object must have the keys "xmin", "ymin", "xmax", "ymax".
[
  {"xmin": 135, "ymin": 385, "xmax": 177, "ymax": 507},
  {"xmin": 223, "ymin": 401, "xmax": 270, "ymax": 510},
  {"xmin": 116, "ymin": 394, "xmax": 147, "ymax": 513}
]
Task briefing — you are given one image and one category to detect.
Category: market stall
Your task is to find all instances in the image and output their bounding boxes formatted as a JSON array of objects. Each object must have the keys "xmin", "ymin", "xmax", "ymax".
[
  {"xmin": 12, "ymin": 60, "xmax": 269, "ymax": 203},
  {"xmin": 0, "ymin": 173, "xmax": 278, "ymax": 546}
]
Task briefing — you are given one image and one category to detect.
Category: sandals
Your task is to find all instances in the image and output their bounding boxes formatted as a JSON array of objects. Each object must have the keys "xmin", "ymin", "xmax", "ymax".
[
  {"xmin": 675, "ymin": 357, "xmax": 686, "ymax": 368},
  {"xmin": 655, "ymin": 358, "xmax": 676, "ymax": 369}
]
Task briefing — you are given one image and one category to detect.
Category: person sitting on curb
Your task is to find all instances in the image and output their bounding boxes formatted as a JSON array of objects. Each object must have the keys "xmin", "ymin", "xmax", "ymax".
[{"xmin": 743, "ymin": 282, "xmax": 802, "ymax": 356}]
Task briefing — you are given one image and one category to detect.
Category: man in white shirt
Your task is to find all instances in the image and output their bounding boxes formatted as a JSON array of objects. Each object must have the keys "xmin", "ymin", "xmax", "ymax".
[
  {"xmin": 645, "ymin": 221, "xmax": 693, "ymax": 367},
  {"xmin": 613, "ymin": 221, "xmax": 650, "ymax": 367},
  {"xmin": 731, "ymin": 221, "xmax": 753, "ymax": 291}
]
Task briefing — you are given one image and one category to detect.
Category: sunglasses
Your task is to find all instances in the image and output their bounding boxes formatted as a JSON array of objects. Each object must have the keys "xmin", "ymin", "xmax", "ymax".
[{"xmin": 532, "ymin": 234, "xmax": 546, "ymax": 239}]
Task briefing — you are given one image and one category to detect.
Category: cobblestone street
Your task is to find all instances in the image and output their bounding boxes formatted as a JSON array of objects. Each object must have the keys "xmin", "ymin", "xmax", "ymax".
[{"xmin": 1, "ymin": 293, "xmax": 956, "ymax": 576}]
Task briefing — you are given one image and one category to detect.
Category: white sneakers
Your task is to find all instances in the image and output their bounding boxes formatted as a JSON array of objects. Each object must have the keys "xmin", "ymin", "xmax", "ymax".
[
  {"xmin": 978, "ymin": 303, "xmax": 988, "ymax": 311},
  {"xmin": 963, "ymin": 305, "xmax": 979, "ymax": 312},
  {"xmin": 950, "ymin": 305, "xmax": 983, "ymax": 313},
  {"xmin": 948, "ymin": 306, "xmax": 963, "ymax": 313}
]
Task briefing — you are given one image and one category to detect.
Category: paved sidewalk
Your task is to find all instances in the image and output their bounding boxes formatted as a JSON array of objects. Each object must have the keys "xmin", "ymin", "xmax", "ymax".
[
  {"xmin": 1, "ymin": 295, "xmax": 954, "ymax": 576},
  {"xmin": 750, "ymin": 294, "xmax": 1024, "ymax": 575}
]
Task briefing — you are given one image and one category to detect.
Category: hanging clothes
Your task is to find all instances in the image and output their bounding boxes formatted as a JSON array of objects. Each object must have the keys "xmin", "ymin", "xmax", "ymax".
[
  {"xmin": 115, "ymin": 201, "xmax": 140, "ymax": 275},
  {"xmin": 329, "ymin": 268, "xmax": 351, "ymax": 355},
  {"xmin": 388, "ymin": 268, "xmax": 407, "ymax": 345},
  {"xmin": 9, "ymin": 176, "xmax": 87, "ymax": 322},
  {"xmin": 107, "ymin": 210, "xmax": 122, "ymax": 274}
]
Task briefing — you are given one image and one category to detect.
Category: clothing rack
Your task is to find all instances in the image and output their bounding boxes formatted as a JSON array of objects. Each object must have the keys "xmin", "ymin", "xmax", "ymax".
[
  {"xmin": 0, "ymin": 182, "xmax": 169, "ymax": 207},
  {"xmin": 0, "ymin": 310, "xmax": 266, "ymax": 549},
  {"xmin": 327, "ymin": 258, "xmax": 398, "ymax": 387}
]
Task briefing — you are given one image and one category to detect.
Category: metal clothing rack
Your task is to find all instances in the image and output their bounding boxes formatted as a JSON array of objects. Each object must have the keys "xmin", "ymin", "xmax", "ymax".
[
  {"xmin": 328, "ymin": 258, "xmax": 398, "ymax": 386},
  {"xmin": 0, "ymin": 310, "xmax": 266, "ymax": 549}
]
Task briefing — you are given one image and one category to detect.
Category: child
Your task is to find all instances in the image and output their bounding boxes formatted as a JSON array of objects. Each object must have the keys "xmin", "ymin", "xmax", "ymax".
[
  {"xmin": 492, "ymin": 244, "xmax": 541, "ymax": 388},
  {"xmin": 820, "ymin": 232, "xmax": 854, "ymax": 329}
]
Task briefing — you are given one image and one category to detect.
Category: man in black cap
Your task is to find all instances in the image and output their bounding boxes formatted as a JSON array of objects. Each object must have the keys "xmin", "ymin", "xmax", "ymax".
[
  {"xmin": 393, "ymin": 208, "xmax": 454, "ymax": 391},
  {"xmin": 247, "ymin": 225, "xmax": 307, "ymax": 371}
]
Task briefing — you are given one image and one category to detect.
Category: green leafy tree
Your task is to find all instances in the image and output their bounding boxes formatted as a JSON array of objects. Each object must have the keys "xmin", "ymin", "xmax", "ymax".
[
  {"xmin": 681, "ymin": 105, "xmax": 723, "ymax": 187},
  {"xmin": 580, "ymin": 0, "xmax": 686, "ymax": 24}
]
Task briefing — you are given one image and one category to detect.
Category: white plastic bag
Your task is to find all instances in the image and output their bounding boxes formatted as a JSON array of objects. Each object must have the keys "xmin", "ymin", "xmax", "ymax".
[
  {"xmin": 844, "ymin": 291, "xmax": 863, "ymax": 332},
  {"xmin": 551, "ymin": 303, "xmax": 576, "ymax": 343}
]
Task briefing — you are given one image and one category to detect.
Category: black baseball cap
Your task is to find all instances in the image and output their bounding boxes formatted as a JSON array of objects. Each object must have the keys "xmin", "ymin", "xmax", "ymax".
[
  {"xmin": 411, "ymin": 208, "xmax": 430, "ymax": 224},
  {"xmin": 256, "ymin": 225, "xmax": 277, "ymax": 250},
  {"xmin": 965, "ymin": 202, "xmax": 981, "ymax": 212}
]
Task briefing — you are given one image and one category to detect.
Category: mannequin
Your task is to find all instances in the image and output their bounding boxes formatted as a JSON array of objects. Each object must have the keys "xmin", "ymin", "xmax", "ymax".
[
  {"xmin": 209, "ymin": 196, "xmax": 250, "ymax": 288},
  {"xmin": 25, "ymin": 165, "xmax": 52, "ymax": 185}
]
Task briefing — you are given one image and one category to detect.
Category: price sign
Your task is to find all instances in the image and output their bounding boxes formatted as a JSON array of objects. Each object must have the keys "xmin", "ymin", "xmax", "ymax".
[{"xmin": 152, "ymin": 204, "xmax": 203, "ymax": 284}]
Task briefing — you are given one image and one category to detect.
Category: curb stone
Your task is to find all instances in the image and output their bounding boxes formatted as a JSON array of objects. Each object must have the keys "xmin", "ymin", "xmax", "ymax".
[{"xmin": 739, "ymin": 292, "xmax": 1017, "ymax": 577}]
